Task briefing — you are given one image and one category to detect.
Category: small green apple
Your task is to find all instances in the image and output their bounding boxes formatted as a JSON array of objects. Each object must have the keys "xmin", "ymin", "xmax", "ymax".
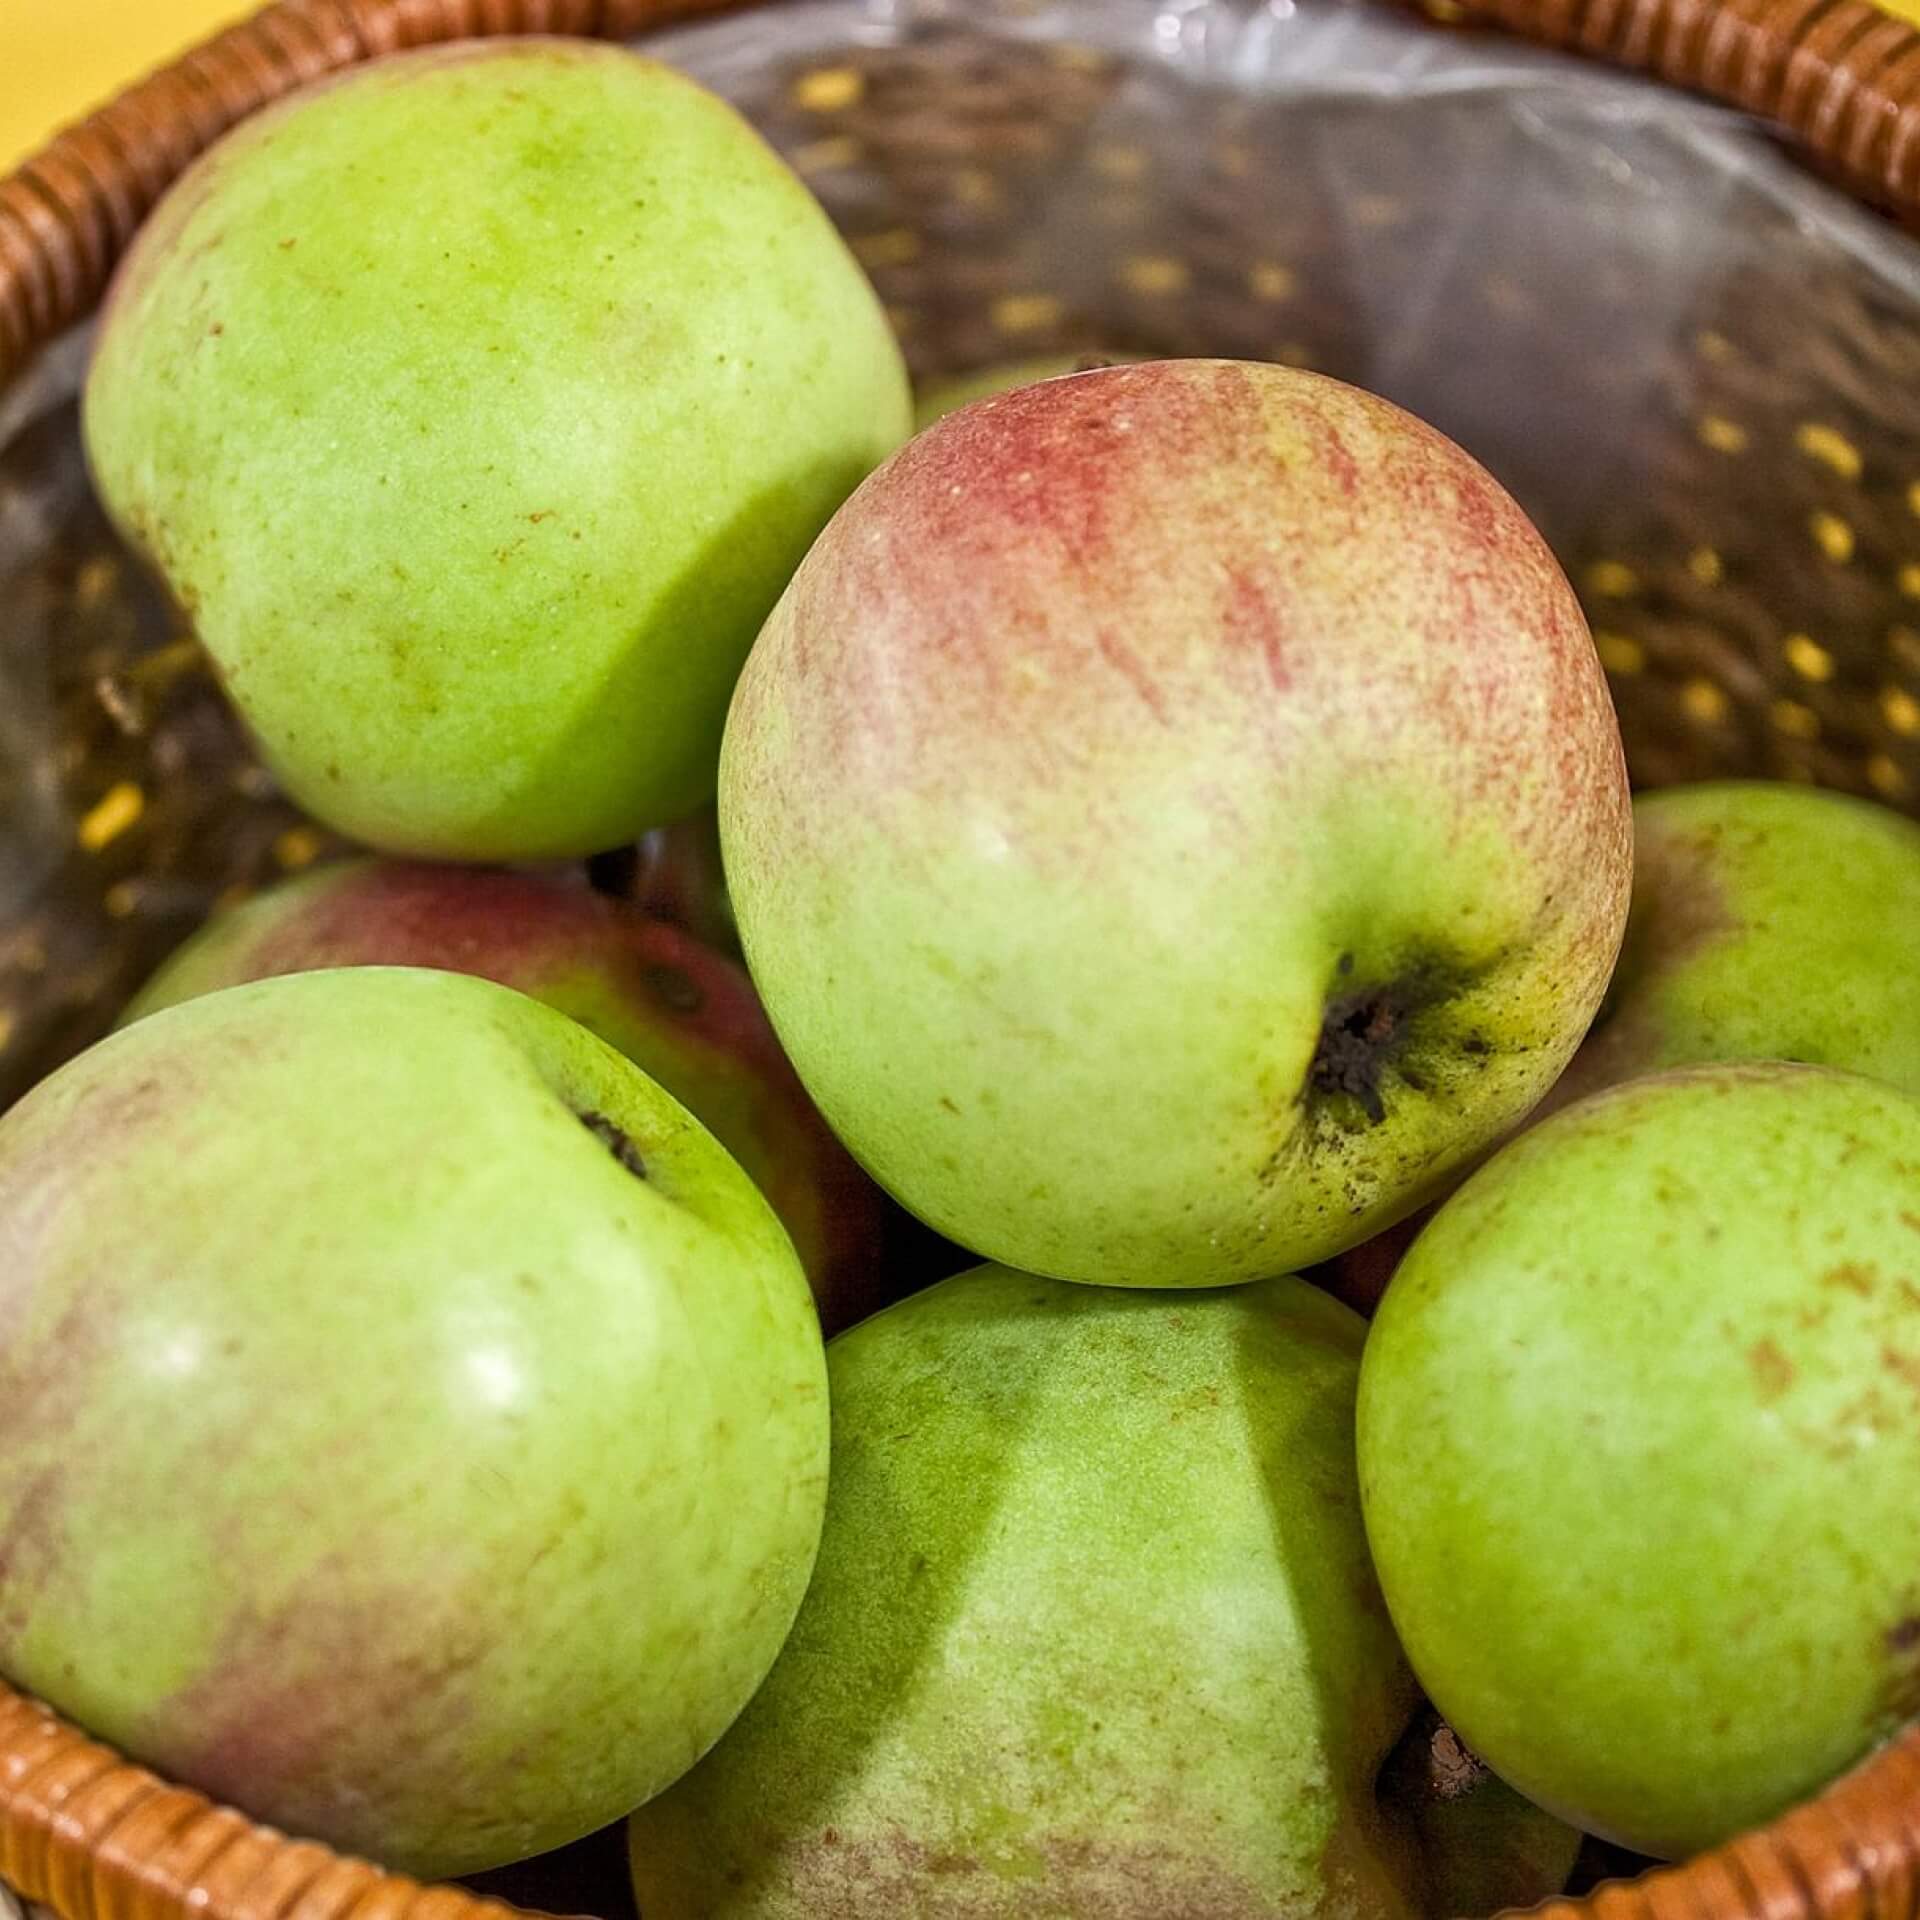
[
  {"xmin": 911, "ymin": 353, "xmax": 1147, "ymax": 430},
  {"xmin": 0, "ymin": 967, "xmax": 828, "ymax": 1877},
  {"xmin": 1546, "ymin": 780, "xmax": 1920, "ymax": 1113},
  {"xmin": 1358, "ymin": 1061, "xmax": 1920, "ymax": 1860},
  {"xmin": 721, "ymin": 358, "xmax": 1631, "ymax": 1285},
  {"xmin": 119, "ymin": 858, "xmax": 890, "ymax": 1333},
  {"xmin": 627, "ymin": 1264, "xmax": 1576, "ymax": 1918},
  {"xmin": 83, "ymin": 39, "xmax": 911, "ymax": 859}
]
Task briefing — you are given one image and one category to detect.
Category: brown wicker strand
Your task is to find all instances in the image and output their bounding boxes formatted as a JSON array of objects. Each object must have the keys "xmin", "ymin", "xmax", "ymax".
[
  {"xmin": 1516, "ymin": 1726, "xmax": 1920, "ymax": 1920},
  {"xmin": 1461, "ymin": 0, "xmax": 1920, "ymax": 217},
  {"xmin": 0, "ymin": 1686, "xmax": 533, "ymax": 1920}
]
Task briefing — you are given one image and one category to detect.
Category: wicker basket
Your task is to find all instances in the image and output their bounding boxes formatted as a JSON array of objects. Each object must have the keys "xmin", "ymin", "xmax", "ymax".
[{"xmin": 8, "ymin": 0, "xmax": 1920, "ymax": 1915}]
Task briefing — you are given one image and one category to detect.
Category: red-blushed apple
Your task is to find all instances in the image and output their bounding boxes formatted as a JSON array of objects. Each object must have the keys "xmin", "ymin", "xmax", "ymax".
[
  {"xmin": 0, "ymin": 967, "xmax": 829, "ymax": 1877},
  {"xmin": 720, "ymin": 358, "xmax": 1632, "ymax": 1285},
  {"xmin": 121, "ymin": 859, "xmax": 889, "ymax": 1334}
]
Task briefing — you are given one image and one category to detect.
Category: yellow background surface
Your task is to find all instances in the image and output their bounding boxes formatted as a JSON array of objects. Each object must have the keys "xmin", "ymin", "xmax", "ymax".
[{"xmin": 3, "ymin": 0, "xmax": 251, "ymax": 170}]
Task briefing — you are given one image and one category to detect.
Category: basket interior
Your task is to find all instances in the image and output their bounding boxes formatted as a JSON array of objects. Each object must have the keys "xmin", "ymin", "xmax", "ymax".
[{"xmin": 5, "ymin": 0, "xmax": 1920, "ymax": 1902}]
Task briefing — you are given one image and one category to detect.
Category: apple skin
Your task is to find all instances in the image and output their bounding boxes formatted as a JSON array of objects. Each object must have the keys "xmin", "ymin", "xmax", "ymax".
[
  {"xmin": 721, "ymin": 358, "xmax": 1632, "ymax": 1285},
  {"xmin": 628, "ymin": 1264, "xmax": 1576, "ymax": 1919},
  {"xmin": 119, "ymin": 858, "xmax": 890, "ymax": 1334},
  {"xmin": 1544, "ymin": 780, "xmax": 1920, "ymax": 1115},
  {"xmin": 1357, "ymin": 1061, "xmax": 1920, "ymax": 1861},
  {"xmin": 83, "ymin": 39, "xmax": 911, "ymax": 860},
  {"xmin": 912, "ymin": 353, "xmax": 1147, "ymax": 431},
  {"xmin": 0, "ymin": 967, "xmax": 829, "ymax": 1878}
]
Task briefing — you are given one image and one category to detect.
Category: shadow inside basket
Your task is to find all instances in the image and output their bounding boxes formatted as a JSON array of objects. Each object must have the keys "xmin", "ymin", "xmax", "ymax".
[{"xmin": 4, "ymin": 0, "xmax": 1920, "ymax": 1910}]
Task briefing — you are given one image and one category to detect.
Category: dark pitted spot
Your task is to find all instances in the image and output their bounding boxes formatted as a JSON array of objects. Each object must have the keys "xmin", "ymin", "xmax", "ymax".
[
  {"xmin": 643, "ymin": 964, "xmax": 704, "ymax": 1015},
  {"xmin": 1309, "ymin": 982, "xmax": 1416, "ymax": 1126},
  {"xmin": 581, "ymin": 1111, "xmax": 646, "ymax": 1178}
]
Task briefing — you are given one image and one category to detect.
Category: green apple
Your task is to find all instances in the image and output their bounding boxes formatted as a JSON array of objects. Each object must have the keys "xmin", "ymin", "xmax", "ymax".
[
  {"xmin": 119, "ymin": 858, "xmax": 890, "ymax": 1334},
  {"xmin": 628, "ymin": 1264, "xmax": 1577, "ymax": 1918},
  {"xmin": 721, "ymin": 358, "xmax": 1632, "ymax": 1285},
  {"xmin": 912, "ymin": 353, "xmax": 1147, "ymax": 430},
  {"xmin": 1546, "ymin": 780, "xmax": 1920, "ymax": 1113},
  {"xmin": 0, "ymin": 967, "xmax": 828, "ymax": 1877},
  {"xmin": 83, "ymin": 39, "xmax": 911, "ymax": 860},
  {"xmin": 1358, "ymin": 1061, "xmax": 1920, "ymax": 1860}
]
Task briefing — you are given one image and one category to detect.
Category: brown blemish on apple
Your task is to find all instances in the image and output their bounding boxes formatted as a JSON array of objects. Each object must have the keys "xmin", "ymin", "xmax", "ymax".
[
  {"xmin": 1824, "ymin": 1263, "xmax": 1878, "ymax": 1297},
  {"xmin": 1747, "ymin": 1338, "xmax": 1795, "ymax": 1401},
  {"xmin": 1881, "ymin": 1346, "xmax": 1920, "ymax": 1403},
  {"xmin": 771, "ymin": 1820, "xmax": 1285, "ymax": 1919}
]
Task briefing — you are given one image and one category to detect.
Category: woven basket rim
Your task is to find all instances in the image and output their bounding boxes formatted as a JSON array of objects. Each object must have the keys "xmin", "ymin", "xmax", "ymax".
[{"xmin": 6, "ymin": 2, "xmax": 1920, "ymax": 1918}]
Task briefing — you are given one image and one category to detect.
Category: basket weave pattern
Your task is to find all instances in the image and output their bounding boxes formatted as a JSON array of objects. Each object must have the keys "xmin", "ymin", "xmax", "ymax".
[{"xmin": 7, "ymin": 1, "xmax": 1920, "ymax": 1917}]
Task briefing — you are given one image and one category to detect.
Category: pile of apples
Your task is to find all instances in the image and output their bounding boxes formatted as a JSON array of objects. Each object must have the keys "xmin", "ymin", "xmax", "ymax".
[{"xmin": 3, "ymin": 33, "xmax": 1919, "ymax": 1920}]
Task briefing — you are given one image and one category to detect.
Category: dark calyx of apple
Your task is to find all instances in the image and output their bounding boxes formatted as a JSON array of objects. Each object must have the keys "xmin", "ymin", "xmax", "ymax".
[
  {"xmin": 580, "ymin": 1110, "xmax": 648, "ymax": 1178},
  {"xmin": 1307, "ymin": 951, "xmax": 1497, "ymax": 1127}
]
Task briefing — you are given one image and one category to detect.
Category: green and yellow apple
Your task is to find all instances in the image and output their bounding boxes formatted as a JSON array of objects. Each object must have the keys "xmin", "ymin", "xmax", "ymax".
[
  {"xmin": 1545, "ymin": 780, "xmax": 1920, "ymax": 1113},
  {"xmin": 1359, "ymin": 1061, "xmax": 1920, "ymax": 1860},
  {"xmin": 0, "ymin": 967, "xmax": 828, "ymax": 1877},
  {"xmin": 721, "ymin": 359, "xmax": 1632, "ymax": 1285},
  {"xmin": 628, "ymin": 1264, "xmax": 1577, "ymax": 1918},
  {"xmin": 120, "ymin": 858, "xmax": 889, "ymax": 1333},
  {"xmin": 84, "ymin": 39, "xmax": 911, "ymax": 860}
]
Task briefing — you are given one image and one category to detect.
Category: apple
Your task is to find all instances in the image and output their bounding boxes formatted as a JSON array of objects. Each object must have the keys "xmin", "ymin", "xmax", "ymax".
[
  {"xmin": 1358, "ymin": 1060, "xmax": 1920, "ymax": 1860},
  {"xmin": 627, "ymin": 1264, "xmax": 1577, "ymax": 1918},
  {"xmin": 1544, "ymin": 780, "xmax": 1920, "ymax": 1115},
  {"xmin": 912, "ymin": 352, "xmax": 1147, "ymax": 430},
  {"xmin": 119, "ymin": 858, "xmax": 890, "ymax": 1334},
  {"xmin": 83, "ymin": 39, "xmax": 911, "ymax": 861},
  {"xmin": 0, "ymin": 967, "xmax": 829, "ymax": 1877},
  {"xmin": 721, "ymin": 358, "xmax": 1632, "ymax": 1285}
]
